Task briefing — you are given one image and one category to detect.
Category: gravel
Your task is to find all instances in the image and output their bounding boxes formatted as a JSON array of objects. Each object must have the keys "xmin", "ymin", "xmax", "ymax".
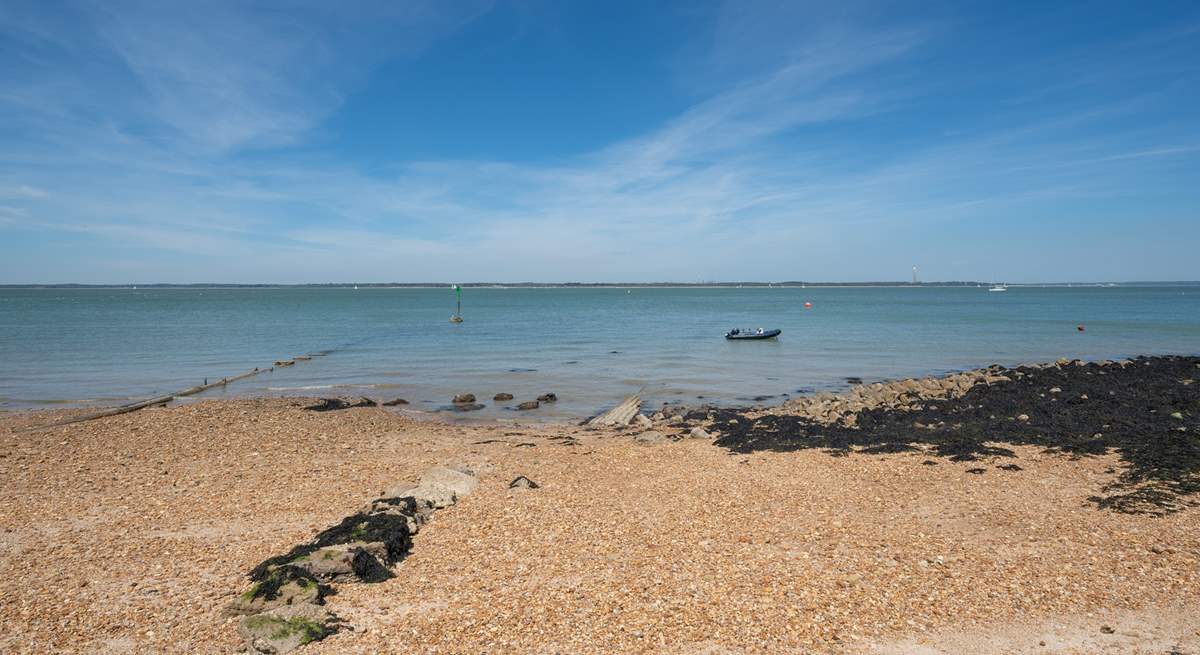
[{"xmin": 1, "ymin": 390, "xmax": 1198, "ymax": 654}]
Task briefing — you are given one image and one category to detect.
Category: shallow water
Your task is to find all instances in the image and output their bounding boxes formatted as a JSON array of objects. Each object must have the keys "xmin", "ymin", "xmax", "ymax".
[{"xmin": 1, "ymin": 286, "xmax": 1198, "ymax": 419}]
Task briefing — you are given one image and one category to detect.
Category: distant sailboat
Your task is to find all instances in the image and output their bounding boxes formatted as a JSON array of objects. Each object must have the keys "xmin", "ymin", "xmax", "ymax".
[
  {"xmin": 988, "ymin": 283, "xmax": 1008, "ymax": 292},
  {"xmin": 450, "ymin": 284, "xmax": 464, "ymax": 323}
]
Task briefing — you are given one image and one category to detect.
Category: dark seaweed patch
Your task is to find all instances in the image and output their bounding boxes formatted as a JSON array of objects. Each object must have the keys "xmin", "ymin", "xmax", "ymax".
[{"xmin": 712, "ymin": 356, "xmax": 1200, "ymax": 515}]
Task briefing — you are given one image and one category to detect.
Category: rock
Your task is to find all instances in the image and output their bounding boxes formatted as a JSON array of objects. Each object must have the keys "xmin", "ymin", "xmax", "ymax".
[
  {"xmin": 1100, "ymin": 624, "xmax": 1115, "ymax": 634},
  {"xmin": 274, "ymin": 360, "xmax": 295, "ymax": 367},
  {"xmin": 493, "ymin": 393, "xmax": 514, "ymax": 401},
  {"xmin": 1049, "ymin": 387, "xmax": 1062, "ymax": 394},
  {"xmin": 688, "ymin": 427, "xmax": 713, "ymax": 440},
  {"xmin": 634, "ymin": 431, "xmax": 667, "ymax": 444},
  {"xmin": 238, "ymin": 603, "xmax": 338, "ymax": 654},
  {"xmin": 516, "ymin": 400, "xmax": 540, "ymax": 410},
  {"xmin": 447, "ymin": 403, "xmax": 485, "ymax": 412},
  {"xmin": 420, "ymin": 466, "xmax": 479, "ymax": 499},
  {"xmin": 537, "ymin": 393, "xmax": 558, "ymax": 402},
  {"xmin": 509, "ymin": 476, "xmax": 539, "ymax": 489},
  {"xmin": 1171, "ymin": 411, "xmax": 1184, "ymax": 420},
  {"xmin": 387, "ymin": 483, "xmax": 456, "ymax": 509},
  {"xmin": 1017, "ymin": 414, "xmax": 1030, "ymax": 421},
  {"xmin": 665, "ymin": 415, "xmax": 683, "ymax": 426},
  {"xmin": 249, "ymin": 512, "xmax": 415, "ymax": 581},
  {"xmin": 289, "ymin": 543, "xmax": 391, "ymax": 583},
  {"xmin": 452, "ymin": 393, "xmax": 476, "ymax": 404},
  {"xmin": 305, "ymin": 397, "xmax": 377, "ymax": 412},
  {"xmin": 382, "ymin": 398, "xmax": 409, "ymax": 406},
  {"xmin": 633, "ymin": 414, "xmax": 653, "ymax": 429},
  {"xmin": 1149, "ymin": 544, "xmax": 1168, "ymax": 554},
  {"xmin": 227, "ymin": 566, "xmax": 324, "ymax": 616}
]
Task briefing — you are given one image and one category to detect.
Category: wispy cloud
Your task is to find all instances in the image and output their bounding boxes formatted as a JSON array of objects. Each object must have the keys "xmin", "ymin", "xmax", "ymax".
[{"xmin": 1, "ymin": 1, "xmax": 1198, "ymax": 283}]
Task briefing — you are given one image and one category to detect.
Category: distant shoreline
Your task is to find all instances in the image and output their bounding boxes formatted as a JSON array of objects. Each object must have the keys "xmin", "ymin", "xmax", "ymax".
[{"xmin": 3, "ymin": 281, "xmax": 1198, "ymax": 289}]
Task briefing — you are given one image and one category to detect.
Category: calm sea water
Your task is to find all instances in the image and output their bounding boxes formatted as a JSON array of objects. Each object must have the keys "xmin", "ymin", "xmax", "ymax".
[{"xmin": 2, "ymin": 286, "xmax": 1198, "ymax": 420}]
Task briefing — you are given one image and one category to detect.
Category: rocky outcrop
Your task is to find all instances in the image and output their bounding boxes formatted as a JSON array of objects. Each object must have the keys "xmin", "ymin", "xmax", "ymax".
[
  {"xmin": 493, "ymin": 393, "xmax": 514, "ymax": 401},
  {"xmin": 237, "ymin": 603, "xmax": 338, "ymax": 655},
  {"xmin": 231, "ymin": 465, "xmax": 480, "ymax": 652},
  {"xmin": 516, "ymin": 400, "xmax": 540, "ymax": 410},
  {"xmin": 537, "ymin": 393, "xmax": 558, "ymax": 402},
  {"xmin": 382, "ymin": 398, "xmax": 409, "ymax": 406},
  {"xmin": 452, "ymin": 393, "xmax": 476, "ymax": 404},
  {"xmin": 305, "ymin": 397, "xmax": 377, "ymax": 412}
]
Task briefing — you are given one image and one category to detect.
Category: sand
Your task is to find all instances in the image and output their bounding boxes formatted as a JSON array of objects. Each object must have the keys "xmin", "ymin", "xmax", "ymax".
[{"xmin": 1, "ymin": 396, "xmax": 1198, "ymax": 654}]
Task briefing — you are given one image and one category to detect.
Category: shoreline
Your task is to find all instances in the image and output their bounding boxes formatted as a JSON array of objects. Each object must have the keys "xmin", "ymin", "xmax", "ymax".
[{"xmin": 2, "ymin": 355, "xmax": 1198, "ymax": 653}]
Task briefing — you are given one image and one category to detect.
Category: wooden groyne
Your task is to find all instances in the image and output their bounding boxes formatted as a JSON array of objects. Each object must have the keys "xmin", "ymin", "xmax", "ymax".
[
  {"xmin": 17, "ymin": 353, "xmax": 327, "ymax": 433},
  {"xmin": 586, "ymin": 394, "xmax": 642, "ymax": 427}
]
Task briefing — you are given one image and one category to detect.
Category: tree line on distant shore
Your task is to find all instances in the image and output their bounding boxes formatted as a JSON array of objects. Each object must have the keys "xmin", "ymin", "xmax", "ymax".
[{"xmin": 5, "ymin": 281, "xmax": 1197, "ymax": 289}]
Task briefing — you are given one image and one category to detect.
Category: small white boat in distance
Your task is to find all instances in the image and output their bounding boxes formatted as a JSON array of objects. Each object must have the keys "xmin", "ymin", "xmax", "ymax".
[{"xmin": 988, "ymin": 283, "xmax": 1008, "ymax": 292}]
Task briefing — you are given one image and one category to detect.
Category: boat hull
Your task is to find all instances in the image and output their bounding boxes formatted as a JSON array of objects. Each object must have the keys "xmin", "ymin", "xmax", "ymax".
[{"xmin": 725, "ymin": 329, "xmax": 781, "ymax": 340}]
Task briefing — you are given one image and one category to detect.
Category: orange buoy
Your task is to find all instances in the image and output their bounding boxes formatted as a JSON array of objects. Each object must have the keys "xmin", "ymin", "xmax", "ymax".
[
  {"xmin": 803, "ymin": 301, "xmax": 813, "ymax": 309},
  {"xmin": 1077, "ymin": 324, "xmax": 1085, "ymax": 332}
]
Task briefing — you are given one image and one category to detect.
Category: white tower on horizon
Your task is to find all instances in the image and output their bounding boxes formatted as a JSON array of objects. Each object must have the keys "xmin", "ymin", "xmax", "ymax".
[{"xmin": 912, "ymin": 265, "xmax": 918, "ymax": 285}]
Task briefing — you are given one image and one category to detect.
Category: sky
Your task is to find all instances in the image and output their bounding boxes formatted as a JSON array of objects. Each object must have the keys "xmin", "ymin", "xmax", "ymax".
[{"xmin": 0, "ymin": 0, "xmax": 1198, "ymax": 284}]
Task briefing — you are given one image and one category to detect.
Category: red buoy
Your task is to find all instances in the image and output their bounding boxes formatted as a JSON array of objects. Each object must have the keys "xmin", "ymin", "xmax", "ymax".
[{"xmin": 803, "ymin": 301, "xmax": 813, "ymax": 309}]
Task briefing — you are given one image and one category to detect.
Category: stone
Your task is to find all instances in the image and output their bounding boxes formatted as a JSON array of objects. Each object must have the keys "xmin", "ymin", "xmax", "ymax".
[
  {"xmin": 289, "ymin": 543, "xmax": 391, "ymax": 583},
  {"xmin": 1017, "ymin": 414, "xmax": 1030, "ymax": 421},
  {"xmin": 516, "ymin": 400, "xmax": 540, "ymax": 410},
  {"xmin": 238, "ymin": 603, "xmax": 338, "ymax": 654},
  {"xmin": 382, "ymin": 398, "xmax": 409, "ymax": 406},
  {"xmin": 493, "ymin": 393, "xmax": 514, "ymax": 401},
  {"xmin": 447, "ymin": 403, "xmax": 485, "ymax": 412},
  {"xmin": 537, "ymin": 392, "xmax": 558, "ymax": 402},
  {"xmin": 420, "ymin": 466, "xmax": 479, "ymax": 499},
  {"xmin": 688, "ymin": 427, "xmax": 713, "ymax": 440},
  {"xmin": 397, "ymin": 484, "xmax": 456, "ymax": 509},
  {"xmin": 249, "ymin": 512, "xmax": 415, "ymax": 582},
  {"xmin": 634, "ymin": 431, "xmax": 667, "ymax": 444},
  {"xmin": 509, "ymin": 476, "xmax": 539, "ymax": 489},
  {"xmin": 1049, "ymin": 387, "xmax": 1062, "ymax": 394},
  {"xmin": 633, "ymin": 414, "xmax": 653, "ymax": 429},
  {"xmin": 665, "ymin": 415, "xmax": 683, "ymax": 426},
  {"xmin": 452, "ymin": 393, "xmax": 476, "ymax": 404},
  {"xmin": 227, "ymin": 566, "xmax": 324, "ymax": 616},
  {"xmin": 1100, "ymin": 624, "xmax": 1115, "ymax": 634}
]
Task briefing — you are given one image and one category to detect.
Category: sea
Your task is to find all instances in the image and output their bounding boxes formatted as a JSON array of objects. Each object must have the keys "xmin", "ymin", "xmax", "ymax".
[{"xmin": 2, "ymin": 286, "xmax": 1198, "ymax": 420}]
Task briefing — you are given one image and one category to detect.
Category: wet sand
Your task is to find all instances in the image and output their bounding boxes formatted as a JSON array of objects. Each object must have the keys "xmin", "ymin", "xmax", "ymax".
[{"xmin": 1, "ymin": 359, "xmax": 1198, "ymax": 654}]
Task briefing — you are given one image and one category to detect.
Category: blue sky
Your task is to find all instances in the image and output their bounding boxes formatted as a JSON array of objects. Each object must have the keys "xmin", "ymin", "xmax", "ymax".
[{"xmin": 0, "ymin": 0, "xmax": 1197, "ymax": 283}]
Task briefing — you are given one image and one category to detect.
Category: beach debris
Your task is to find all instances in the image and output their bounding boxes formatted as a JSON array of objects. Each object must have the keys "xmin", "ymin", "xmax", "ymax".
[
  {"xmin": 382, "ymin": 398, "xmax": 409, "ymax": 406},
  {"xmin": 516, "ymin": 400, "xmax": 540, "ymax": 410},
  {"xmin": 586, "ymin": 394, "xmax": 642, "ymax": 426},
  {"xmin": 537, "ymin": 392, "xmax": 558, "ymax": 402},
  {"xmin": 452, "ymin": 393, "xmax": 476, "ymax": 404},
  {"xmin": 494, "ymin": 393, "xmax": 514, "ymax": 401},
  {"xmin": 509, "ymin": 475, "xmax": 540, "ymax": 489},
  {"xmin": 233, "ymin": 465, "xmax": 479, "ymax": 652}
]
